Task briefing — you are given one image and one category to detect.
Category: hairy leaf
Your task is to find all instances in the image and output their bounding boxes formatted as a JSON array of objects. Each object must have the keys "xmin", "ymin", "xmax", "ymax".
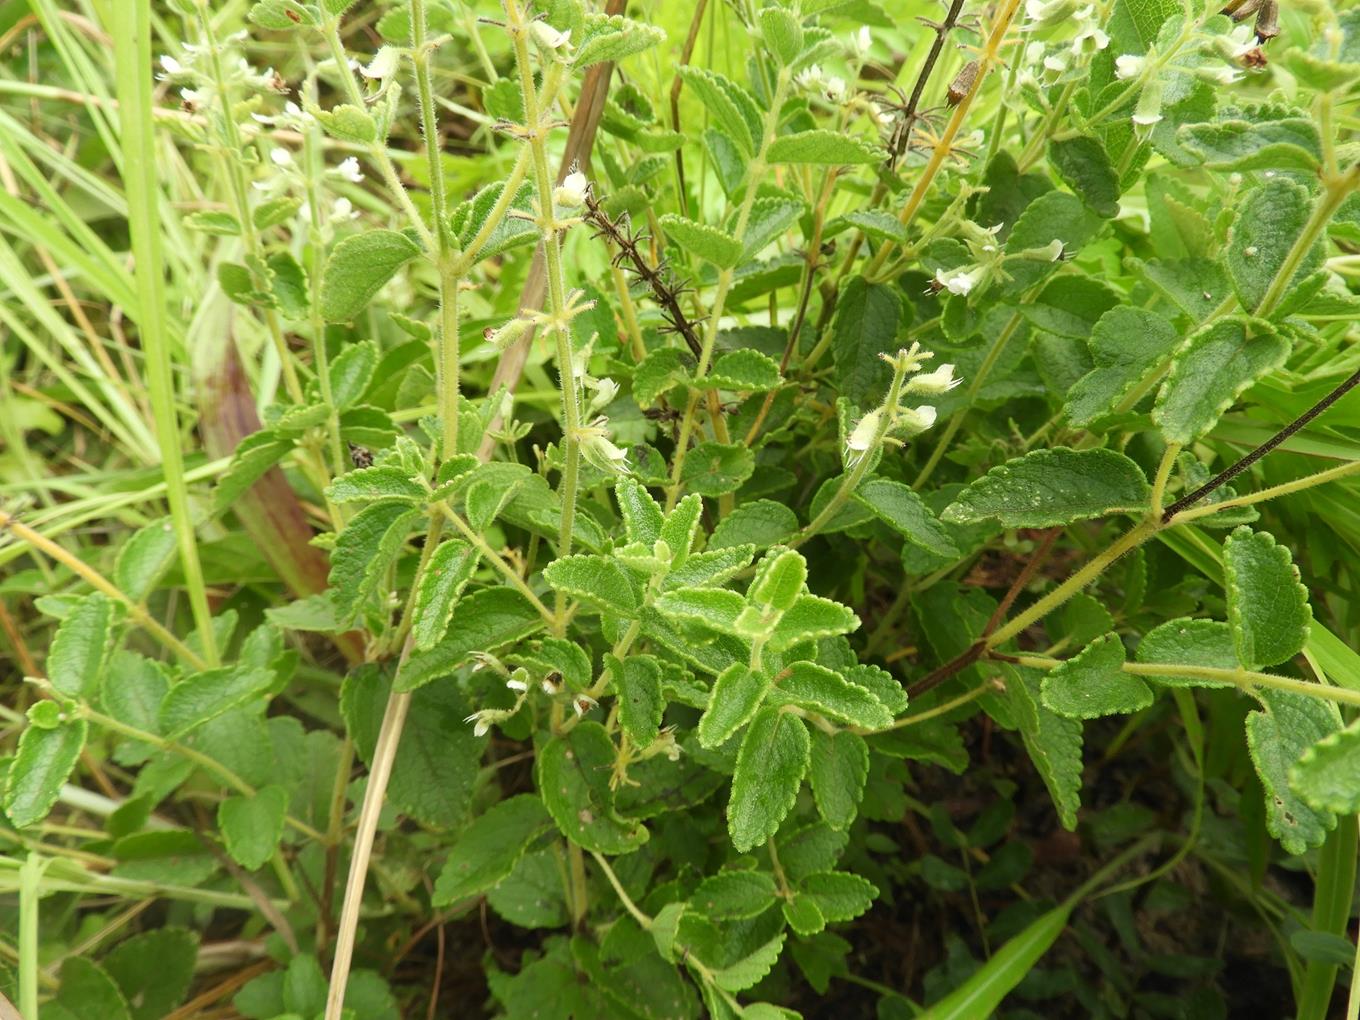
[{"xmin": 942, "ymin": 448, "xmax": 1150, "ymax": 528}]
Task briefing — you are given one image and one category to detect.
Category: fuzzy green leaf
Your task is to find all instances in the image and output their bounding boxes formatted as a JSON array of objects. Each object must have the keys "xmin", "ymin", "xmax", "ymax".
[
  {"xmin": 329, "ymin": 500, "xmax": 420, "ymax": 623},
  {"xmin": 326, "ymin": 465, "xmax": 426, "ymax": 504},
  {"xmin": 543, "ymin": 554, "xmax": 640, "ymax": 617},
  {"xmin": 659, "ymin": 492, "xmax": 703, "ymax": 564},
  {"xmin": 47, "ymin": 592, "xmax": 120, "ymax": 699},
  {"xmin": 158, "ymin": 665, "xmax": 274, "ymax": 739},
  {"xmin": 4, "ymin": 716, "xmax": 87, "ymax": 828},
  {"xmin": 1049, "ymin": 135, "xmax": 1120, "ymax": 218},
  {"xmin": 767, "ymin": 130, "xmax": 881, "ymax": 165},
  {"xmin": 942, "ymin": 447, "xmax": 1150, "ymax": 528},
  {"xmin": 1291, "ymin": 719, "xmax": 1360, "ymax": 815},
  {"xmin": 799, "ymin": 871, "xmax": 878, "ymax": 923},
  {"xmin": 758, "ymin": 6, "xmax": 803, "ymax": 64},
  {"xmin": 768, "ymin": 595, "xmax": 860, "ymax": 651},
  {"xmin": 709, "ymin": 349, "xmax": 783, "ymax": 391},
  {"xmin": 749, "ymin": 549, "xmax": 807, "ymax": 613},
  {"xmin": 431, "ymin": 794, "xmax": 553, "ymax": 905},
  {"xmin": 538, "ymin": 722, "xmax": 649, "ymax": 854},
  {"xmin": 1006, "ymin": 666, "xmax": 1082, "ymax": 830},
  {"xmin": 614, "ymin": 654, "xmax": 665, "ymax": 748},
  {"xmin": 1040, "ymin": 633, "xmax": 1152, "ymax": 719},
  {"xmin": 809, "ymin": 729, "xmax": 869, "ymax": 830},
  {"xmin": 103, "ymin": 928, "xmax": 198, "ymax": 1020},
  {"xmin": 1153, "ymin": 316, "xmax": 1288, "ymax": 445},
  {"xmin": 1134, "ymin": 618, "xmax": 1237, "ymax": 689},
  {"xmin": 693, "ymin": 870, "xmax": 779, "ymax": 921},
  {"xmin": 709, "ymin": 500, "xmax": 800, "ymax": 551},
  {"xmin": 712, "ymin": 933, "xmax": 787, "ymax": 992},
  {"xmin": 114, "ymin": 519, "xmax": 178, "ymax": 604},
  {"xmin": 728, "ymin": 706, "xmax": 811, "ymax": 852},
  {"xmin": 55, "ymin": 957, "xmax": 133, "ymax": 1020},
  {"xmin": 396, "ymin": 588, "xmax": 544, "ymax": 691},
  {"xmin": 770, "ymin": 661, "xmax": 893, "ymax": 729},
  {"xmin": 633, "ymin": 347, "xmax": 694, "ymax": 407},
  {"xmin": 1228, "ymin": 178, "xmax": 1324, "ymax": 313},
  {"xmin": 830, "ymin": 276, "xmax": 901, "ymax": 407},
  {"xmin": 572, "ymin": 13, "xmax": 666, "ymax": 67},
  {"xmin": 654, "ymin": 586, "xmax": 747, "ymax": 635},
  {"xmin": 101, "ymin": 651, "xmax": 170, "ymax": 763},
  {"xmin": 616, "ymin": 478, "xmax": 665, "ymax": 545},
  {"xmin": 1064, "ymin": 306, "xmax": 1180, "ymax": 426},
  {"xmin": 218, "ymin": 785, "xmax": 288, "ymax": 870},
  {"xmin": 740, "ymin": 196, "xmax": 805, "ymax": 259},
  {"xmin": 410, "ymin": 539, "xmax": 480, "ymax": 651},
  {"xmin": 676, "ymin": 67, "xmax": 759, "ymax": 156},
  {"xmin": 681, "ymin": 442, "xmax": 755, "ymax": 497},
  {"xmin": 1224, "ymin": 526, "xmax": 1312, "ymax": 669},
  {"xmin": 328, "ymin": 340, "xmax": 378, "ymax": 409},
  {"xmin": 1179, "ymin": 118, "xmax": 1322, "ymax": 172},
  {"xmin": 660, "ymin": 213, "xmax": 743, "ymax": 269},
  {"xmin": 664, "ymin": 546, "xmax": 756, "ymax": 591},
  {"xmin": 698, "ymin": 664, "xmax": 773, "ymax": 749},
  {"xmin": 782, "ymin": 894, "xmax": 827, "ymax": 936},
  {"xmin": 855, "ymin": 478, "xmax": 959, "ymax": 558},
  {"xmin": 320, "ymin": 229, "xmax": 421, "ymax": 322},
  {"xmin": 1246, "ymin": 689, "xmax": 1338, "ymax": 855}
]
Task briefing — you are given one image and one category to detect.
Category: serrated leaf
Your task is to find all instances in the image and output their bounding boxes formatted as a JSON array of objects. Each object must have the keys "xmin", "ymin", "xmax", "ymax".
[
  {"xmin": 783, "ymin": 894, "xmax": 827, "ymax": 936},
  {"xmin": 1153, "ymin": 316, "xmax": 1287, "ymax": 445},
  {"xmin": 942, "ymin": 447, "xmax": 1150, "ymax": 528},
  {"xmin": 709, "ymin": 500, "xmax": 799, "ymax": 551},
  {"xmin": 749, "ymin": 549, "xmax": 807, "ymax": 613},
  {"xmin": 101, "ymin": 651, "xmax": 170, "ymax": 764},
  {"xmin": 466, "ymin": 464, "xmax": 531, "ymax": 532},
  {"xmin": 217, "ymin": 785, "xmax": 288, "ymax": 870},
  {"xmin": 573, "ymin": 13, "xmax": 666, "ymax": 67},
  {"xmin": 253, "ymin": 195, "xmax": 301, "ymax": 230},
  {"xmin": 854, "ymin": 478, "xmax": 958, "ymax": 558},
  {"xmin": 1006, "ymin": 666, "xmax": 1082, "ymax": 830},
  {"xmin": 768, "ymin": 595, "xmax": 859, "ymax": 652},
  {"xmin": 677, "ymin": 66, "xmax": 759, "ymax": 156},
  {"xmin": 114, "ymin": 519, "xmax": 178, "ymax": 604},
  {"xmin": 810, "ymin": 729, "xmax": 868, "ymax": 830},
  {"xmin": 758, "ymin": 6, "xmax": 803, "ymax": 64},
  {"xmin": 410, "ymin": 539, "xmax": 480, "ymax": 651},
  {"xmin": 431, "ymin": 794, "xmax": 553, "ymax": 905},
  {"xmin": 47, "ymin": 592, "xmax": 120, "ymax": 699},
  {"xmin": 692, "ymin": 871, "xmax": 779, "ymax": 921},
  {"xmin": 1134, "ymin": 618, "xmax": 1237, "ymax": 689},
  {"xmin": 1291, "ymin": 719, "xmax": 1360, "ymax": 815},
  {"xmin": 616, "ymin": 477, "xmax": 665, "ymax": 545},
  {"xmin": 632, "ymin": 347, "xmax": 694, "ymax": 407},
  {"xmin": 56, "ymin": 957, "xmax": 132, "ymax": 1020},
  {"xmin": 698, "ymin": 664, "xmax": 773, "ymax": 749},
  {"xmin": 213, "ymin": 432, "xmax": 293, "ymax": 514},
  {"xmin": 104, "ymin": 928, "xmax": 197, "ymax": 1020},
  {"xmin": 1040, "ymin": 633, "xmax": 1152, "ymax": 719},
  {"xmin": 659, "ymin": 492, "xmax": 703, "ymax": 565},
  {"xmin": 660, "ymin": 213, "xmax": 742, "ymax": 268},
  {"xmin": 654, "ymin": 586, "xmax": 746, "ymax": 635},
  {"xmin": 329, "ymin": 500, "xmax": 420, "ymax": 623},
  {"xmin": 836, "ymin": 209, "xmax": 912, "ymax": 245},
  {"xmin": 450, "ymin": 180, "xmax": 536, "ymax": 265},
  {"xmin": 314, "ymin": 102, "xmax": 377, "ymax": 143},
  {"xmin": 728, "ymin": 707, "xmax": 810, "ymax": 852},
  {"xmin": 4, "ymin": 717, "xmax": 87, "ymax": 827},
  {"xmin": 681, "ymin": 442, "xmax": 754, "ymax": 497},
  {"xmin": 396, "ymin": 587, "xmax": 544, "ymax": 691},
  {"xmin": 321, "ymin": 229, "xmax": 421, "ymax": 321},
  {"xmin": 1228, "ymin": 178, "xmax": 1323, "ymax": 313},
  {"xmin": 711, "ymin": 933, "xmax": 787, "ymax": 992},
  {"xmin": 268, "ymin": 250, "xmax": 309, "ymax": 319},
  {"xmin": 1224, "ymin": 526, "xmax": 1311, "ymax": 669},
  {"xmin": 1246, "ymin": 689, "xmax": 1338, "ymax": 855},
  {"xmin": 844, "ymin": 663, "xmax": 907, "ymax": 715},
  {"xmin": 830, "ymin": 277, "xmax": 902, "ymax": 406},
  {"xmin": 184, "ymin": 210, "xmax": 241, "ymax": 236},
  {"xmin": 1049, "ymin": 135, "xmax": 1120, "ymax": 217},
  {"xmin": 538, "ymin": 722, "xmax": 648, "ymax": 854},
  {"xmin": 1179, "ymin": 118, "xmax": 1321, "ymax": 172},
  {"xmin": 328, "ymin": 340, "xmax": 379, "ymax": 409},
  {"xmin": 664, "ymin": 546, "xmax": 756, "ymax": 591},
  {"xmin": 326, "ymin": 465, "xmax": 426, "ymax": 504},
  {"xmin": 158, "ymin": 665, "xmax": 274, "ymax": 739},
  {"xmin": 543, "ymin": 554, "xmax": 640, "ymax": 617},
  {"xmin": 770, "ymin": 661, "xmax": 893, "ymax": 729},
  {"xmin": 799, "ymin": 871, "xmax": 877, "ymax": 923},
  {"xmin": 709, "ymin": 349, "xmax": 782, "ymax": 391},
  {"xmin": 740, "ymin": 196, "xmax": 805, "ymax": 259},
  {"xmin": 614, "ymin": 654, "xmax": 665, "ymax": 748},
  {"xmin": 1064, "ymin": 306, "xmax": 1180, "ymax": 426},
  {"xmin": 767, "ymin": 130, "xmax": 881, "ymax": 165}
]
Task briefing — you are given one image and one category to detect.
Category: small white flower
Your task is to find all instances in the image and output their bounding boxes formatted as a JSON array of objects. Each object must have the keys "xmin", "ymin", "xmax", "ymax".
[
  {"xmin": 333, "ymin": 156, "xmax": 363, "ymax": 183},
  {"xmin": 1042, "ymin": 53, "xmax": 1069, "ymax": 81},
  {"xmin": 180, "ymin": 86, "xmax": 208, "ymax": 106},
  {"xmin": 541, "ymin": 677, "xmax": 560, "ymax": 694},
  {"xmin": 577, "ymin": 417, "xmax": 629, "ymax": 473},
  {"xmin": 1223, "ymin": 23, "xmax": 1257, "ymax": 59},
  {"xmin": 506, "ymin": 677, "xmax": 528, "ymax": 693},
  {"xmin": 269, "ymin": 147, "xmax": 293, "ymax": 167},
  {"xmin": 531, "ymin": 21, "xmax": 572, "ymax": 51},
  {"xmin": 361, "ymin": 46, "xmax": 401, "ymax": 81},
  {"xmin": 795, "ymin": 64, "xmax": 825, "ymax": 92},
  {"xmin": 824, "ymin": 76, "xmax": 847, "ymax": 103},
  {"xmin": 909, "ymin": 364, "xmax": 961, "ymax": 394},
  {"xmin": 553, "ymin": 170, "xmax": 589, "ymax": 208},
  {"xmin": 331, "ymin": 197, "xmax": 358, "ymax": 222},
  {"xmin": 1204, "ymin": 65, "xmax": 1242, "ymax": 85},
  {"xmin": 159, "ymin": 54, "xmax": 184, "ymax": 77},
  {"xmin": 585, "ymin": 375, "xmax": 619, "ymax": 415},
  {"xmin": 1072, "ymin": 23, "xmax": 1110, "ymax": 55},
  {"xmin": 935, "ymin": 266, "xmax": 982, "ymax": 296},
  {"xmin": 846, "ymin": 409, "xmax": 884, "ymax": 454},
  {"xmin": 897, "ymin": 405, "xmax": 938, "ymax": 433},
  {"xmin": 573, "ymin": 694, "xmax": 599, "ymax": 717},
  {"xmin": 850, "ymin": 26, "xmax": 872, "ymax": 59},
  {"xmin": 463, "ymin": 710, "xmax": 495, "ymax": 737},
  {"xmin": 1115, "ymin": 54, "xmax": 1145, "ymax": 80}
]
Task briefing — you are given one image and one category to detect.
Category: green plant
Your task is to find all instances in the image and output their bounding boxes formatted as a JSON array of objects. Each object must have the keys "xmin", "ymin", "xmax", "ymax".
[{"xmin": 5, "ymin": 0, "xmax": 1360, "ymax": 1016}]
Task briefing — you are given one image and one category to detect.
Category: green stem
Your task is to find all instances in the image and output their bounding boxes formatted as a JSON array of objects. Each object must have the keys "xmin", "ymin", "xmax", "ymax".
[
  {"xmin": 1150, "ymin": 442, "xmax": 1181, "ymax": 514},
  {"xmin": 1174, "ymin": 459, "xmax": 1360, "ymax": 524},
  {"xmin": 863, "ymin": 680, "xmax": 995, "ymax": 733},
  {"xmin": 18, "ymin": 852, "xmax": 42, "ymax": 1020},
  {"xmin": 591, "ymin": 850, "xmax": 652, "ymax": 928},
  {"xmin": 436, "ymin": 504, "xmax": 558, "ymax": 629},
  {"xmin": 1255, "ymin": 164, "xmax": 1360, "ymax": 320},
  {"xmin": 112, "ymin": 0, "xmax": 219, "ymax": 666}
]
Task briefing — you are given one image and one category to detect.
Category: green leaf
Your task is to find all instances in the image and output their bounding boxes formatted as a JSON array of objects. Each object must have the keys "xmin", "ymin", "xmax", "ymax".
[
  {"xmin": 328, "ymin": 340, "xmax": 379, "ymax": 409},
  {"xmin": 396, "ymin": 588, "xmax": 544, "ymax": 691},
  {"xmin": 660, "ymin": 213, "xmax": 742, "ymax": 269},
  {"xmin": 768, "ymin": 595, "xmax": 860, "ymax": 651},
  {"xmin": 465, "ymin": 463, "xmax": 532, "ymax": 532},
  {"xmin": 431, "ymin": 794, "xmax": 553, "ymax": 905},
  {"xmin": 612, "ymin": 653, "xmax": 665, "ymax": 748},
  {"xmin": 654, "ymin": 586, "xmax": 746, "ymax": 635},
  {"xmin": 572, "ymin": 13, "xmax": 666, "ymax": 67},
  {"xmin": 809, "ymin": 729, "xmax": 868, "ymax": 830},
  {"xmin": 329, "ymin": 500, "xmax": 420, "ymax": 624},
  {"xmin": 537, "ymin": 722, "xmax": 649, "ymax": 854},
  {"xmin": 320, "ymin": 229, "xmax": 421, "ymax": 321},
  {"xmin": 4, "ymin": 716, "xmax": 87, "ymax": 827},
  {"xmin": 783, "ymin": 894, "xmax": 827, "ymax": 936},
  {"xmin": 835, "ymin": 209, "xmax": 912, "ymax": 246},
  {"xmin": 1179, "ymin": 118, "xmax": 1322, "ymax": 172},
  {"xmin": 749, "ymin": 549, "xmax": 807, "ymax": 612},
  {"xmin": 213, "ymin": 432, "xmax": 293, "ymax": 514},
  {"xmin": 711, "ymin": 933, "xmax": 787, "ymax": 992},
  {"xmin": 1006, "ymin": 666, "xmax": 1082, "ymax": 830},
  {"xmin": 1064, "ymin": 307, "xmax": 1180, "ymax": 426},
  {"xmin": 326, "ymin": 465, "xmax": 426, "ymax": 504},
  {"xmin": 770, "ymin": 661, "xmax": 893, "ymax": 729},
  {"xmin": 698, "ymin": 664, "xmax": 774, "ymax": 749},
  {"xmin": 681, "ymin": 442, "xmax": 755, "ymax": 497},
  {"xmin": 314, "ymin": 102, "xmax": 377, "ymax": 143},
  {"xmin": 1040, "ymin": 633, "xmax": 1152, "ymax": 719},
  {"xmin": 100, "ymin": 651, "xmax": 169, "ymax": 764},
  {"xmin": 855, "ymin": 478, "xmax": 959, "ymax": 558},
  {"xmin": 1246, "ymin": 689, "xmax": 1338, "ymax": 854},
  {"xmin": 1152, "ymin": 316, "xmax": 1288, "ymax": 445},
  {"xmin": 253, "ymin": 195, "xmax": 302, "ymax": 231},
  {"xmin": 799, "ymin": 871, "xmax": 877, "ymax": 923},
  {"xmin": 1003, "ymin": 191, "xmax": 1103, "ymax": 288},
  {"xmin": 633, "ymin": 347, "xmax": 694, "ymax": 407},
  {"xmin": 677, "ymin": 66, "xmax": 759, "ymax": 156},
  {"xmin": 709, "ymin": 349, "xmax": 782, "ymax": 392},
  {"xmin": 692, "ymin": 870, "xmax": 779, "ymax": 921},
  {"xmin": 1291, "ymin": 717, "xmax": 1360, "ymax": 815},
  {"xmin": 217, "ymin": 785, "xmax": 289, "ymax": 870},
  {"xmin": 104, "ymin": 928, "xmax": 198, "ymax": 1020},
  {"xmin": 114, "ymin": 518, "xmax": 178, "ymax": 603},
  {"xmin": 249, "ymin": 1, "xmax": 316, "ymax": 30},
  {"xmin": 710, "ymin": 500, "xmax": 800, "ymax": 551},
  {"xmin": 159, "ymin": 665, "xmax": 274, "ymax": 739},
  {"xmin": 410, "ymin": 539, "xmax": 481, "ymax": 651},
  {"xmin": 830, "ymin": 276, "xmax": 902, "ymax": 407},
  {"xmin": 845, "ymin": 663, "xmax": 907, "ymax": 715},
  {"xmin": 183, "ymin": 210, "xmax": 241, "ymax": 236},
  {"xmin": 543, "ymin": 554, "xmax": 639, "ymax": 617},
  {"xmin": 616, "ymin": 478, "xmax": 665, "ymax": 545},
  {"xmin": 450, "ymin": 180, "xmax": 536, "ymax": 265},
  {"xmin": 1049, "ymin": 136, "xmax": 1120, "ymax": 218},
  {"xmin": 1134, "ymin": 618, "xmax": 1237, "ymax": 689},
  {"xmin": 767, "ymin": 130, "xmax": 881, "ymax": 165},
  {"xmin": 268, "ymin": 251, "xmax": 309, "ymax": 319},
  {"xmin": 758, "ymin": 6, "xmax": 803, "ymax": 64},
  {"xmin": 664, "ymin": 546, "xmax": 756, "ymax": 590},
  {"xmin": 660, "ymin": 492, "xmax": 703, "ymax": 565},
  {"xmin": 1224, "ymin": 526, "xmax": 1311, "ymax": 669},
  {"xmin": 942, "ymin": 447, "xmax": 1150, "ymax": 528},
  {"xmin": 56, "ymin": 957, "xmax": 133, "ymax": 1020},
  {"xmin": 728, "ymin": 706, "xmax": 811, "ymax": 852},
  {"xmin": 1228, "ymin": 178, "xmax": 1323, "ymax": 313},
  {"xmin": 740, "ymin": 196, "xmax": 805, "ymax": 259},
  {"xmin": 47, "ymin": 592, "xmax": 120, "ymax": 699}
]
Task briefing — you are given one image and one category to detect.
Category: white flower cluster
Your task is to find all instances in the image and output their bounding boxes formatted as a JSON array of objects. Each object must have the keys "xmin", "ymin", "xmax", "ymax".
[
  {"xmin": 463, "ymin": 656, "xmax": 603, "ymax": 738},
  {"xmin": 158, "ymin": 34, "xmax": 283, "ymax": 111},
  {"xmin": 845, "ymin": 344, "xmax": 958, "ymax": 467},
  {"xmin": 795, "ymin": 64, "xmax": 849, "ymax": 105}
]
